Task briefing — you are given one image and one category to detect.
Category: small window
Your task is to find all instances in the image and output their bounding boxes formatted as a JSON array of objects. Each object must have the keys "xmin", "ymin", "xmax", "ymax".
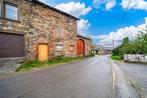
[
  {"xmin": 5, "ymin": 3, "xmax": 18, "ymax": 20},
  {"xmin": 56, "ymin": 44, "xmax": 63, "ymax": 51}
]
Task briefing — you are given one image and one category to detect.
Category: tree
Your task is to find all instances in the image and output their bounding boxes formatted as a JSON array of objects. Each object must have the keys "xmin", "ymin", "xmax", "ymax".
[
  {"xmin": 112, "ymin": 31, "xmax": 147, "ymax": 56},
  {"xmin": 122, "ymin": 37, "xmax": 129, "ymax": 45}
]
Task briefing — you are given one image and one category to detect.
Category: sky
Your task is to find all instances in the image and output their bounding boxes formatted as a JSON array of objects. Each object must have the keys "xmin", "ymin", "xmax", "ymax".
[{"xmin": 40, "ymin": 0, "xmax": 147, "ymax": 47}]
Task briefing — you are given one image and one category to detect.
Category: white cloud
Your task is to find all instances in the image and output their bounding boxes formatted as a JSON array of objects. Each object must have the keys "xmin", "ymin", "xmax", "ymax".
[
  {"xmin": 121, "ymin": 0, "xmax": 147, "ymax": 11},
  {"xmin": 55, "ymin": 2, "xmax": 92, "ymax": 17},
  {"xmin": 93, "ymin": 0, "xmax": 116, "ymax": 10},
  {"xmin": 97, "ymin": 17, "xmax": 147, "ymax": 47},
  {"xmin": 106, "ymin": 0, "xmax": 116, "ymax": 10},
  {"xmin": 77, "ymin": 19, "xmax": 91, "ymax": 34}
]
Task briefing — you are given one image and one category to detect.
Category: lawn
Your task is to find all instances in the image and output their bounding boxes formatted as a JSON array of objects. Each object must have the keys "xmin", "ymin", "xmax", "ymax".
[{"xmin": 16, "ymin": 56, "xmax": 89, "ymax": 72}]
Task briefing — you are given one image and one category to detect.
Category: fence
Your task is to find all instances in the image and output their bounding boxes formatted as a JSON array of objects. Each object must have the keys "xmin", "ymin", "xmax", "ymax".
[{"xmin": 124, "ymin": 54, "xmax": 147, "ymax": 63}]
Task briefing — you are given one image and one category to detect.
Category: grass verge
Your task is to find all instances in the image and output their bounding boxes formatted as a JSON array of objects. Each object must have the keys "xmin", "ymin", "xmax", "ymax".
[
  {"xmin": 111, "ymin": 55, "xmax": 124, "ymax": 61},
  {"xmin": 16, "ymin": 56, "xmax": 90, "ymax": 72}
]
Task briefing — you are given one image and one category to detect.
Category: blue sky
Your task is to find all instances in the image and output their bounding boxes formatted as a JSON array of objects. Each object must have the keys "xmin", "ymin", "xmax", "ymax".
[{"xmin": 41, "ymin": 0, "xmax": 147, "ymax": 47}]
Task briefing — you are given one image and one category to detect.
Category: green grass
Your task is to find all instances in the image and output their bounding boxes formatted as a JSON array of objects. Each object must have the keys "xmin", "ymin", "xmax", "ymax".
[
  {"xmin": 111, "ymin": 55, "xmax": 124, "ymax": 61},
  {"xmin": 16, "ymin": 56, "xmax": 89, "ymax": 72}
]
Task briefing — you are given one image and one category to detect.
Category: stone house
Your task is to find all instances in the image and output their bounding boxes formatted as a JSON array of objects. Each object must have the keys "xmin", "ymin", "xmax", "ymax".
[
  {"xmin": 0, "ymin": 0, "xmax": 79, "ymax": 62},
  {"xmin": 0, "ymin": 0, "xmax": 92, "ymax": 64}
]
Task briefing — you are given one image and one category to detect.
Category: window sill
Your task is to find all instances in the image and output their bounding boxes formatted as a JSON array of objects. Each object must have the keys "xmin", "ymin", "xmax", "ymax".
[{"xmin": 0, "ymin": 17, "xmax": 20, "ymax": 23}]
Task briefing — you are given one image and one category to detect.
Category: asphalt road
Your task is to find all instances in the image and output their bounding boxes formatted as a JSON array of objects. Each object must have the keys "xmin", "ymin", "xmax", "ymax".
[
  {"xmin": 0, "ymin": 56, "xmax": 112, "ymax": 98},
  {"xmin": 0, "ymin": 55, "xmax": 145, "ymax": 98},
  {"xmin": 117, "ymin": 61, "xmax": 147, "ymax": 98}
]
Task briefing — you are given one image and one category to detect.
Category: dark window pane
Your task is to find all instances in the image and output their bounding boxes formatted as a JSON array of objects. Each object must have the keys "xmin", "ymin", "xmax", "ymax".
[
  {"xmin": 5, "ymin": 0, "xmax": 18, "ymax": 4},
  {"xmin": 6, "ymin": 4, "xmax": 17, "ymax": 20}
]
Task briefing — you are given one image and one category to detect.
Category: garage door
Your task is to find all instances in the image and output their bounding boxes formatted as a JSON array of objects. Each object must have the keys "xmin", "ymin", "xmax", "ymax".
[{"xmin": 0, "ymin": 32, "xmax": 24, "ymax": 58}]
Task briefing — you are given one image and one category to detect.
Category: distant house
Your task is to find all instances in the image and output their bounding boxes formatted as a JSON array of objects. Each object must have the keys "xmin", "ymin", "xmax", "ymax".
[
  {"xmin": 0, "ymin": 0, "xmax": 92, "ymax": 64},
  {"xmin": 91, "ymin": 45, "xmax": 113, "ymax": 55}
]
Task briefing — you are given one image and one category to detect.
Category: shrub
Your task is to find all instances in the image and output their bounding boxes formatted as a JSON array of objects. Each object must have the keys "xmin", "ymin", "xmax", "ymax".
[{"xmin": 111, "ymin": 55, "xmax": 123, "ymax": 60}]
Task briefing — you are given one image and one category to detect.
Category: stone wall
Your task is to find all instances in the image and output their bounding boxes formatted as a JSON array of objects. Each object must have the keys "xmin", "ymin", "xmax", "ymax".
[
  {"xmin": 0, "ymin": 57, "xmax": 23, "ymax": 73},
  {"xmin": 124, "ymin": 54, "xmax": 147, "ymax": 63},
  {"xmin": 0, "ymin": 0, "xmax": 77, "ymax": 60},
  {"xmin": 84, "ymin": 38, "xmax": 92, "ymax": 56}
]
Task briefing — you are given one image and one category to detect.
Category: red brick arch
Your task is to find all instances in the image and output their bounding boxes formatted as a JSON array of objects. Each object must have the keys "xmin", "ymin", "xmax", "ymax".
[{"xmin": 77, "ymin": 39, "xmax": 85, "ymax": 56}]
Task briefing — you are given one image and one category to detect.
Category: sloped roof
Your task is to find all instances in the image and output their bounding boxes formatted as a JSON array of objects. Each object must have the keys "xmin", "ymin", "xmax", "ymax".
[
  {"xmin": 77, "ymin": 33, "xmax": 92, "ymax": 40},
  {"xmin": 27, "ymin": 0, "xmax": 79, "ymax": 20},
  {"xmin": 103, "ymin": 47, "xmax": 114, "ymax": 51}
]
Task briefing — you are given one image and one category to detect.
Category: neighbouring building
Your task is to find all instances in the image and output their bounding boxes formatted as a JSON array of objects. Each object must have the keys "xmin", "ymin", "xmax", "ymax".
[
  {"xmin": 91, "ymin": 45, "xmax": 113, "ymax": 55},
  {"xmin": 0, "ymin": 0, "xmax": 92, "ymax": 64},
  {"xmin": 77, "ymin": 34, "xmax": 92, "ymax": 56}
]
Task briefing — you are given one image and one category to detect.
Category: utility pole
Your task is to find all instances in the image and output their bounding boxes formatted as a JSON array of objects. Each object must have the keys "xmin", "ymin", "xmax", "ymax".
[{"xmin": 112, "ymin": 40, "xmax": 115, "ymax": 49}]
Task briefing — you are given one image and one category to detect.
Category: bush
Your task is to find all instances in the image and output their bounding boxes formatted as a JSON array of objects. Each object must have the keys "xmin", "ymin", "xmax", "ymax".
[
  {"xmin": 16, "ymin": 56, "xmax": 87, "ymax": 71},
  {"xmin": 112, "ymin": 33, "xmax": 147, "ymax": 60},
  {"xmin": 111, "ymin": 55, "xmax": 123, "ymax": 60}
]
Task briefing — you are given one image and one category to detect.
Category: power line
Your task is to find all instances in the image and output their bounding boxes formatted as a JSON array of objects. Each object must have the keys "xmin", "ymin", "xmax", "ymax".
[{"xmin": 119, "ymin": 0, "xmax": 132, "ymax": 28}]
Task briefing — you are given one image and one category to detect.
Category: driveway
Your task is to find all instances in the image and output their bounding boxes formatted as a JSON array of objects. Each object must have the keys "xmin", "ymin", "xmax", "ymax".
[{"xmin": 0, "ymin": 56, "xmax": 112, "ymax": 98}]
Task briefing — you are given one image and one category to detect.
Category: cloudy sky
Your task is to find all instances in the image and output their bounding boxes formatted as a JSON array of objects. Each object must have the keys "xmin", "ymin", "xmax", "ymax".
[{"xmin": 40, "ymin": 0, "xmax": 147, "ymax": 47}]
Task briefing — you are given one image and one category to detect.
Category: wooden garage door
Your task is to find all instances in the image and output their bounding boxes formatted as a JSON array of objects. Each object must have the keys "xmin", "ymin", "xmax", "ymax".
[
  {"xmin": 0, "ymin": 33, "xmax": 24, "ymax": 58},
  {"xmin": 77, "ymin": 39, "xmax": 85, "ymax": 56}
]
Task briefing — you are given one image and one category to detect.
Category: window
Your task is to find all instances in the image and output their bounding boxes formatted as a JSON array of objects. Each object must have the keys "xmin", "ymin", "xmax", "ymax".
[
  {"xmin": 56, "ymin": 43, "xmax": 63, "ymax": 51},
  {"xmin": 5, "ymin": 4, "xmax": 18, "ymax": 20},
  {"xmin": 0, "ymin": 0, "xmax": 18, "ymax": 20}
]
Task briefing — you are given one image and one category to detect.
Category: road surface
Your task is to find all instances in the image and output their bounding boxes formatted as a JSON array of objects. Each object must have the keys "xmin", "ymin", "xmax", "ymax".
[
  {"xmin": 0, "ymin": 55, "xmax": 145, "ymax": 98},
  {"xmin": 116, "ymin": 61, "xmax": 147, "ymax": 98}
]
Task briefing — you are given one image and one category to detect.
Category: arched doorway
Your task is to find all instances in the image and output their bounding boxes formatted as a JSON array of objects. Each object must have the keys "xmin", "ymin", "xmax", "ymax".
[
  {"xmin": 77, "ymin": 39, "xmax": 85, "ymax": 56},
  {"xmin": 38, "ymin": 43, "xmax": 49, "ymax": 61}
]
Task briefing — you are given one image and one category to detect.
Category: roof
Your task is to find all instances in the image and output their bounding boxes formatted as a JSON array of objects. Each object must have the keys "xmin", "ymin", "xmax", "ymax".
[
  {"xmin": 92, "ymin": 45, "xmax": 114, "ymax": 51},
  {"xmin": 27, "ymin": 0, "xmax": 79, "ymax": 20},
  {"xmin": 77, "ymin": 33, "xmax": 92, "ymax": 40},
  {"xmin": 103, "ymin": 47, "xmax": 114, "ymax": 51}
]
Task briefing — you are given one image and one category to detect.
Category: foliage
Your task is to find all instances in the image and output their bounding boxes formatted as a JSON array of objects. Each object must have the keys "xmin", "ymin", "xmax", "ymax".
[
  {"xmin": 16, "ymin": 56, "xmax": 88, "ymax": 71},
  {"xmin": 112, "ymin": 32, "xmax": 147, "ymax": 59},
  {"xmin": 111, "ymin": 55, "xmax": 123, "ymax": 60}
]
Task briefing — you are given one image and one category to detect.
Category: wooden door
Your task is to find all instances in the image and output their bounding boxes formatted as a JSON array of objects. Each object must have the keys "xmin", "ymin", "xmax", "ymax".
[
  {"xmin": 38, "ymin": 44, "xmax": 48, "ymax": 61},
  {"xmin": 77, "ymin": 39, "xmax": 85, "ymax": 56}
]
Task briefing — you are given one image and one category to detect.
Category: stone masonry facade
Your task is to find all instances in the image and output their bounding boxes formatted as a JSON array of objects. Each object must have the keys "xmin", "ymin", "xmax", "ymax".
[{"xmin": 0, "ymin": 0, "xmax": 78, "ymax": 60}]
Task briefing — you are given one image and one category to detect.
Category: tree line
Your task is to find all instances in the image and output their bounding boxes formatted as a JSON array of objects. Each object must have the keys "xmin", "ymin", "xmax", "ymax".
[{"xmin": 112, "ymin": 32, "xmax": 147, "ymax": 59}]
